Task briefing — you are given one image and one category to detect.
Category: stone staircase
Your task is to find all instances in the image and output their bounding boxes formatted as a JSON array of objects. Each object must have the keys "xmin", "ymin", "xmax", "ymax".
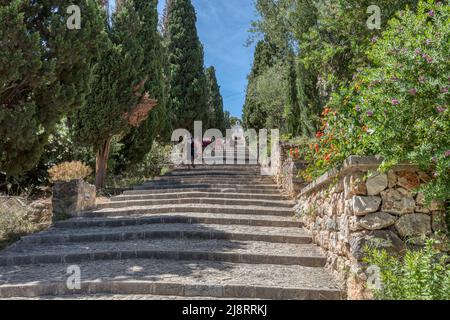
[{"xmin": 0, "ymin": 153, "xmax": 343, "ymax": 299}]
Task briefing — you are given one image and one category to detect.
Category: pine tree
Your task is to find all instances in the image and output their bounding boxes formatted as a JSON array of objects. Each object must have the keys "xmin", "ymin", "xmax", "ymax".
[
  {"xmin": 165, "ymin": 0, "xmax": 208, "ymax": 132},
  {"xmin": 204, "ymin": 66, "xmax": 225, "ymax": 131},
  {"xmin": 0, "ymin": 0, "xmax": 105, "ymax": 176},
  {"xmin": 119, "ymin": 0, "xmax": 170, "ymax": 169},
  {"xmin": 72, "ymin": 0, "xmax": 156, "ymax": 188}
]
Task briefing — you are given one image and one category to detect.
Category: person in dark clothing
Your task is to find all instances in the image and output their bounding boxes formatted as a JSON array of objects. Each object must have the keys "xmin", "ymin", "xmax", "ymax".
[{"xmin": 190, "ymin": 138, "xmax": 196, "ymax": 169}]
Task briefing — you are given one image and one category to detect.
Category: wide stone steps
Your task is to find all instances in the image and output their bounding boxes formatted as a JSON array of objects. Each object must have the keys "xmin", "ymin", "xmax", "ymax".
[
  {"xmin": 18, "ymin": 223, "xmax": 311, "ymax": 245},
  {"xmin": 124, "ymin": 187, "xmax": 282, "ymax": 195},
  {"xmin": 0, "ymin": 162, "xmax": 343, "ymax": 299},
  {"xmin": 111, "ymin": 191, "xmax": 287, "ymax": 201},
  {"xmin": 97, "ymin": 197, "xmax": 295, "ymax": 209},
  {"xmin": 133, "ymin": 183, "xmax": 280, "ymax": 191},
  {"xmin": 54, "ymin": 213, "xmax": 302, "ymax": 229},
  {"xmin": 0, "ymin": 259, "xmax": 342, "ymax": 299},
  {"xmin": 89, "ymin": 204, "xmax": 293, "ymax": 217},
  {"xmin": 0, "ymin": 238, "xmax": 326, "ymax": 267}
]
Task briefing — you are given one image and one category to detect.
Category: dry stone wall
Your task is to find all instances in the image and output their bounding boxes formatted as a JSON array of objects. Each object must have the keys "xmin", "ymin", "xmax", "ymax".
[{"xmin": 275, "ymin": 155, "xmax": 448, "ymax": 299}]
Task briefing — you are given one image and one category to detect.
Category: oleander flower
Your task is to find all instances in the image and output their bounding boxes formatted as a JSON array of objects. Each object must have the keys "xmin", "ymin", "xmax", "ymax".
[
  {"xmin": 391, "ymin": 99, "xmax": 400, "ymax": 105},
  {"xmin": 409, "ymin": 88, "xmax": 417, "ymax": 95}
]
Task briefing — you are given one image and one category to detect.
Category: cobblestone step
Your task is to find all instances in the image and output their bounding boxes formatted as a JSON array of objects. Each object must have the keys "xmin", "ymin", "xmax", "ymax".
[
  {"xmin": 54, "ymin": 213, "xmax": 302, "ymax": 229},
  {"xmin": 124, "ymin": 187, "xmax": 282, "ymax": 195},
  {"xmin": 97, "ymin": 198, "xmax": 295, "ymax": 209},
  {"xmin": 133, "ymin": 183, "xmax": 280, "ymax": 191},
  {"xmin": 19, "ymin": 223, "xmax": 311, "ymax": 245},
  {"xmin": 89, "ymin": 204, "xmax": 293, "ymax": 217},
  {"xmin": 171, "ymin": 165, "xmax": 260, "ymax": 171},
  {"xmin": 0, "ymin": 259, "xmax": 343, "ymax": 299},
  {"xmin": 0, "ymin": 239, "xmax": 326, "ymax": 267},
  {"xmin": 111, "ymin": 191, "xmax": 287, "ymax": 202}
]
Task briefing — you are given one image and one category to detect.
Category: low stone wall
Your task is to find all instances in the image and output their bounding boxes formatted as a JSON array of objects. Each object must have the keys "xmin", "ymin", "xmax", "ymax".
[{"xmin": 292, "ymin": 156, "xmax": 447, "ymax": 299}]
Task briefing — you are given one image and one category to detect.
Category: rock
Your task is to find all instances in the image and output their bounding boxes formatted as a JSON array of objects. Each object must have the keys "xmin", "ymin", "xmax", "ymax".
[
  {"xmin": 395, "ymin": 213, "xmax": 432, "ymax": 238},
  {"xmin": 52, "ymin": 179, "xmax": 96, "ymax": 221},
  {"xmin": 431, "ymin": 212, "xmax": 447, "ymax": 233},
  {"xmin": 397, "ymin": 171, "xmax": 421, "ymax": 190},
  {"xmin": 344, "ymin": 174, "xmax": 367, "ymax": 199},
  {"xmin": 387, "ymin": 170, "xmax": 397, "ymax": 188},
  {"xmin": 417, "ymin": 171, "xmax": 432, "ymax": 184},
  {"xmin": 358, "ymin": 212, "xmax": 397, "ymax": 230},
  {"xmin": 349, "ymin": 230, "xmax": 405, "ymax": 260},
  {"xmin": 381, "ymin": 188, "xmax": 415, "ymax": 215},
  {"xmin": 430, "ymin": 200, "xmax": 445, "ymax": 211},
  {"xmin": 352, "ymin": 196, "xmax": 381, "ymax": 216},
  {"xmin": 415, "ymin": 193, "xmax": 430, "ymax": 214},
  {"xmin": 366, "ymin": 172, "xmax": 388, "ymax": 195}
]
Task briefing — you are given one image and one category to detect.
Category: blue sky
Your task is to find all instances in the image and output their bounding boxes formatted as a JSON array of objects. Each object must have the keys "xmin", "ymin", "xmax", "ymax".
[{"xmin": 157, "ymin": 0, "xmax": 258, "ymax": 119}]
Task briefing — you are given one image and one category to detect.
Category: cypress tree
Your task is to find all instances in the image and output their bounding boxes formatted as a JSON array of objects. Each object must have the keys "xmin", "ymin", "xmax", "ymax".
[
  {"xmin": 0, "ymin": 0, "xmax": 105, "ymax": 176},
  {"xmin": 119, "ymin": 0, "xmax": 170, "ymax": 168},
  {"xmin": 204, "ymin": 66, "xmax": 225, "ymax": 131},
  {"xmin": 72, "ymin": 0, "xmax": 156, "ymax": 188},
  {"xmin": 165, "ymin": 0, "xmax": 208, "ymax": 132}
]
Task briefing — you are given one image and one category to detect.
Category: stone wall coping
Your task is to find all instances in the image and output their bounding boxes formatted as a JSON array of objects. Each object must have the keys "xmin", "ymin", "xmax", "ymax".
[{"xmin": 298, "ymin": 156, "xmax": 419, "ymax": 197}]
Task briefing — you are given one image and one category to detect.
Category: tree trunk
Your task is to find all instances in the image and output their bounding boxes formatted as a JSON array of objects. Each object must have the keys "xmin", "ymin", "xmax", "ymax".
[{"xmin": 95, "ymin": 138, "xmax": 111, "ymax": 190}]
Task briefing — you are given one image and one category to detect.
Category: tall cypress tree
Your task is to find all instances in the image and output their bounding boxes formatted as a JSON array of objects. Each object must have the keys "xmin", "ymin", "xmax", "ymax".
[
  {"xmin": 165, "ymin": 0, "xmax": 208, "ymax": 131},
  {"xmin": 0, "ymin": 0, "xmax": 105, "ymax": 176},
  {"xmin": 204, "ymin": 66, "xmax": 225, "ymax": 131},
  {"xmin": 72, "ymin": 0, "xmax": 155, "ymax": 188},
  {"xmin": 119, "ymin": 0, "xmax": 170, "ymax": 168}
]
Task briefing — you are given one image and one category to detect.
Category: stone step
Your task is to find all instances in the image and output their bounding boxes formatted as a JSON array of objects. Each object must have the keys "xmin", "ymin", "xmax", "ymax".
[
  {"xmin": 0, "ymin": 239, "xmax": 326, "ymax": 267},
  {"xmin": 172, "ymin": 165, "xmax": 260, "ymax": 171},
  {"xmin": 111, "ymin": 191, "xmax": 286, "ymax": 202},
  {"xmin": 19, "ymin": 223, "xmax": 312, "ymax": 245},
  {"xmin": 163, "ymin": 171, "xmax": 264, "ymax": 177},
  {"xmin": 133, "ymin": 183, "xmax": 280, "ymax": 191},
  {"xmin": 146, "ymin": 178, "xmax": 274, "ymax": 185},
  {"xmin": 54, "ymin": 213, "xmax": 302, "ymax": 229},
  {"xmin": 97, "ymin": 198, "xmax": 295, "ymax": 210},
  {"xmin": 0, "ymin": 259, "xmax": 343, "ymax": 299},
  {"xmin": 123, "ymin": 187, "xmax": 282, "ymax": 195},
  {"xmin": 89, "ymin": 204, "xmax": 293, "ymax": 218}
]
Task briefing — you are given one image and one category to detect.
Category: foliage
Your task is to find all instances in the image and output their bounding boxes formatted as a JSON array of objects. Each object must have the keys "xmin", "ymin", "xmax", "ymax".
[
  {"xmin": 0, "ymin": 0, "xmax": 106, "ymax": 176},
  {"xmin": 106, "ymin": 142, "xmax": 172, "ymax": 190},
  {"xmin": 0, "ymin": 197, "xmax": 47, "ymax": 249},
  {"xmin": 205, "ymin": 66, "xmax": 225, "ymax": 131},
  {"xmin": 165, "ymin": 0, "xmax": 209, "ymax": 131},
  {"xmin": 302, "ymin": 0, "xmax": 449, "ymax": 204},
  {"xmin": 119, "ymin": 0, "xmax": 171, "ymax": 168},
  {"xmin": 363, "ymin": 240, "xmax": 450, "ymax": 300},
  {"xmin": 48, "ymin": 161, "xmax": 92, "ymax": 183},
  {"xmin": 72, "ymin": 1, "xmax": 148, "ymax": 188},
  {"xmin": 355, "ymin": 0, "xmax": 450, "ymax": 202}
]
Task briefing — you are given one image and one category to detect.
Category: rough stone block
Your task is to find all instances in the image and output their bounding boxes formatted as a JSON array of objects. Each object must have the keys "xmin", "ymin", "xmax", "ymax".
[
  {"xmin": 366, "ymin": 172, "xmax": 388, "ymax": 195},
  {"xmin": 397, "ymin": 171, "xmax": 421, "ymax": 191},
  {"xmin": 352, "ymin": 196, "xmax": 381, "ymax": 216},
  {"xmin": 52, "ymin": 179, "xmax": 96, "ymax": 220},
  {"xmin": 381, "ymin": 188, "xmax": 415, "ymax": 215},
  {"xmin": 395, "ymin": 213, "xmax": 432, "ymax": 238},
  {"xmin": 358, "ymin": 212, "xmax": 396, "ymax": 230}
]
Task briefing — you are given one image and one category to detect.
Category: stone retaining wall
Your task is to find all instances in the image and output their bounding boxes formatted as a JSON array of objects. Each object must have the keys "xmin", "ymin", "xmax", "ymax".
[
  {"xmin": 284, "ymin": 156, "xmax": 447, "ymax": 299},
  {"xmin": 274, "ymin": 143, "xmax": 308, "ymax": 198}
]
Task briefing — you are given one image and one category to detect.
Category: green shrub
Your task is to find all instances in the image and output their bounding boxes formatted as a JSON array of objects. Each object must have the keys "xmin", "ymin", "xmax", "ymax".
[
  {"xmin": 363, "ymin": 240, "xmax": 450, "ymax": 300},
  {"xmin": 303, "ymin": 1, "xmax": 449, "ymax": 203}
]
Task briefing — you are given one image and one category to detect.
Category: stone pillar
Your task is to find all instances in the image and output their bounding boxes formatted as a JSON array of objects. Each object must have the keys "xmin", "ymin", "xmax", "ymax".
[{"xmin": 52, "ymin": 179, "xmax": 96, "ymax": 221}]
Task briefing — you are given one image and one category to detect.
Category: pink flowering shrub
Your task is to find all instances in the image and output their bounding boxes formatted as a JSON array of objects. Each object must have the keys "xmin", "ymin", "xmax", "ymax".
[
  {"xmin": 355, "ymin": 0, "xmax": 449, "ymax": 202},
  {"xmin": 305, "ymin": 1, "xmax": 449, "ymax": 203}
]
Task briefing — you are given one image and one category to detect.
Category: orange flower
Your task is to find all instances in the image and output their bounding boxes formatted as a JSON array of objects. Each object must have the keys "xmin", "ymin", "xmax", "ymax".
[
  {"xmin": 315, "ymin": 144, "xmax": 319, "ymax": 153},
  {"xmin": 325, "ymin": 153, "xmax": 332, "ymax": 161}
]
